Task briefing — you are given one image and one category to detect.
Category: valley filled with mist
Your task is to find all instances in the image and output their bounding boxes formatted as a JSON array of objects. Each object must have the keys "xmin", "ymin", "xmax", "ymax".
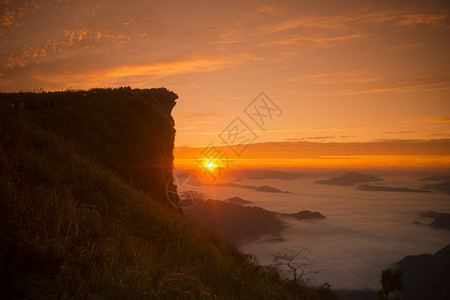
[{"xmin": 182, "ymin": 168, "xmax": 450, "ymax": 292}]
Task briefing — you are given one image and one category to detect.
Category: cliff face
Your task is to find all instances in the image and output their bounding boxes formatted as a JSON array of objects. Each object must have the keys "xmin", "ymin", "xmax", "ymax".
[{"xmin": 1, "ymin": 88, "xmax": 178, "ymax": 204}]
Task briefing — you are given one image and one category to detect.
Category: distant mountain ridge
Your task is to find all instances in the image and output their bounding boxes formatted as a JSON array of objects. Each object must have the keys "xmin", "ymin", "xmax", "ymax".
[
  {"xmin": 315, "ymin": 172, "xmax": 383, "ymax": 186},
  {"xmin": 421, "ymin": 181, "xmax": 450, "ymax": 195},
  {"xmin": 206, "ymin": 182, "xmax": 290, "ymax": 193},
  {"xmin": 224, "ymin": 196, "xmax": 252, "ymax": 204},
  {"xmin": 226, "ymin": 169, "xmax": 302, "ymax": 180},
  {"xmin": 419, "ymin": 211, "xmax": 450, "ymax": 230},
  {"xmin": 419, "ymin": 175, "xmax": 450, "ymax": 181},
  {"xmin": 358, "ymin": 184, "xmax": 432, "ymax": 193},
  {"xmin": 282, "ymin": 210, "xmax": 326, "ymax": 219}
]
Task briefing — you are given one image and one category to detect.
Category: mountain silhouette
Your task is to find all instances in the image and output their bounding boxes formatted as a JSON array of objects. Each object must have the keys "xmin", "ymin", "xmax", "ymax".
[{"xmin": 315, "ymin": 172, "xmax": 382, "ymax": 186}]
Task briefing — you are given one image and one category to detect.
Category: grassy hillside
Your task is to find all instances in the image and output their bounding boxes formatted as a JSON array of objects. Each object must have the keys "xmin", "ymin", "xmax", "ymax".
[{"xmin": 0, "ymin": 88, "xmax": 341, "ymax": 299}]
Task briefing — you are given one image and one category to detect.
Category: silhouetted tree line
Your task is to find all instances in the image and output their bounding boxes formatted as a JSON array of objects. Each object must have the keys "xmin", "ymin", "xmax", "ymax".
[
  {"xmin": 0, "ymin": 87, "xmax": 177, "ymax": 114},
  {"xmin": 378, "ymin": 268, "xmax": 403, "ymax": 300}
]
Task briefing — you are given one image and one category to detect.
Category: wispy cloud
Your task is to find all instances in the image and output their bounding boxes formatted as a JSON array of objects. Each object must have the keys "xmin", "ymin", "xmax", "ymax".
[
  {"xmin": 174, "ymin": 111, "xmax": 233, "ymax": 123},
  {"xmin": 260, "ymin": 34, "xmax": 363, "ymax": 47},
  {"xmin": 0, "ymin": 51, "xmax": 258, "ymax": 90},
  {"xmin": 286, "ymin": 135, "xmax": 357, "ymax": 142},
  {"xmin": 209, "ymin": 40, "xmax": 240, "ymax": 45},
  {"xmin": 264, "ymin": 11, "xmax": 448, "ymax": 34},
  {"xmin": 335, "ymin": 70, "xmax": 450, "ymax": 95},
  {"xmin": 188, "ymin": 126, "xmax": 363, "ymax": 137},
  {"xmin": 257, "ymin": 5, "xmax": 276, "ymax": 14},
  {"xmin": 194, "ymin": 128, "xmax": 301, "ymax": 135},
  {"xmin": 384, "ymin": 131, "xmax": 414, "ymax": 134},
  {"xmin": 219, "ymin": 28, "xmax": 240, "ymax": 39},
  {"xmin": 294, "ymin": 136, "xmax": 334, "ymax": 141},
  {"xmin": 410, "ymin": 117, "xmax": 450, "ymax": 123},
  {"xmin": 174, "ymin": 139, "xmax": 450, "ymax": 162},
  {"xmin": 396, "ymin": 14, "xmax": 448, "ymax": 27},
  {"xmin": 287, "ymin": 71, "xmax": 378, "ymax": 84},
  {"xmin": 305, "ymin": 126, "xmax": 364, "ymax": 132},
  {"xmin": 76, "ymin": 54, "xmax": 256, "ymax": 81}
]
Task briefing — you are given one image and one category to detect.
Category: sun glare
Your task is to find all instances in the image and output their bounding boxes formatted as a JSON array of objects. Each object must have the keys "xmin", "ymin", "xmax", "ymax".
[{"xmin": 205, "ymin": 161, "xmax": 216, "ymax": 169}]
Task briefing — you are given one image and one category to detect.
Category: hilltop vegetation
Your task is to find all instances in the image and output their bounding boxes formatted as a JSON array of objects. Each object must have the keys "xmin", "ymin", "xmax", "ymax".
[{"xmin": 0, "ymin": 88, "xmax": 341, "ymax": 299}]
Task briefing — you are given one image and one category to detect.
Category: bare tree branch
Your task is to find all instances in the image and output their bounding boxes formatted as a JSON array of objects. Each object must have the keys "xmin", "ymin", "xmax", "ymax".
[{"xmin": 271, "ymin": 248, "xmax": 319, "ymax": 286}]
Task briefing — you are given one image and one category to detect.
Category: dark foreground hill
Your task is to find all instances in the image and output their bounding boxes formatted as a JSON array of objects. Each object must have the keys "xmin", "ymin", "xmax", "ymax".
[
  {"xmin": 396, "ymin": 245, "xmax": 450, "ymax": 300},
  {"xmin": 0, "ymin": 88, "xmax": 340, "ymax": 299},
  {"xmin": 184, "ymin": 200, "xmax": 326, "ymax": 244},
  {"xmin": 183, "ymin": 199, "xmax": 285, "ymax": 244}
]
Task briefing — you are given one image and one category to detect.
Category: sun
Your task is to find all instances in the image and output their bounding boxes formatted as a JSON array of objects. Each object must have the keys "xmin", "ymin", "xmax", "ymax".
[{"xmin": 205, "ymin": 161, "xmax": 216, "ymax": 169}]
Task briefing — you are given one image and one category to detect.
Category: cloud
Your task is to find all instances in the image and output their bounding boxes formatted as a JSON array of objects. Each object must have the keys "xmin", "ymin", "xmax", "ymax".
[
  {"xmin": 174, "ymin": 111, "xmax": 233, "ymax": 123},
  {"xmin": 260, "ymin": 34, "xmax": 363, "ymax": 47},
  {"xmin": 396, "ymin": 14, "xmax": 448, "ymax": 27},
  {"xmin": 305, "ymin": 126, "xmax": 364, "ymax": 132},
  {"xmin": 0, "ymin": 0, "xmax": 42, "ymax": 35},
  {"xmin": 287, "ymin": 71, "xmax": 378, "ymax": 84},
  {"xmin": 209, "ymin": 40, "xmax": 240, "ymax": 45},
  {"xmin": 257, "ymin": 5, "xmax": 276, "ymax": 14},
  {"xmin": 384, "ymin": 131, "xmax": 414, "ymax": 134},
  {"xmin": 286, "ymin": 135, "xmax": 357, "ymax": 142},
  {"xmin": 0, "ymin": 53, "xmax": 257, "ymax": 90},
  {"xmin": 219, "ymin": 28, "xmax": 240, "ymax": 39},
  {"xmin": 415, "ymin": 117, "xmax": 450, "ymax": 123},
  {"xmin": 264, "ymin": 11, "xmax": 448, "ymax": 34},
  {"xmin": 174, "ymin": 139, "xmax": 450, "ymax": 168},
  {"xmin": 175, "ymin": 138, "xmax": 450, "ymax": 159},
  {"xmin": 263, "ymin": 13, "xmax": 376, "ymax": 33},
  {"xmin": 335, "ymin": 70, "xmax": 450, "ymax": 95},
  {"xmin": 1, "ymin": 28, "xmax": 136, "ymax": 70},
  {"xmin": 192, "ymin": 128, "xmax": 302, "ymax": 135},
  {"xmin": 80, "ymin": 55, "xmax": 256, "ymax": 81},
  {"xmin": 390, "ymin": 42, "xmax": 424, "ymax": 49},
  {"xmin": 294, "ymin": 136, "xmax": 335, "ymax": 141},
  {"xmin": 427, "ymin": 117, "xmax": 450, "ymax": 123}
]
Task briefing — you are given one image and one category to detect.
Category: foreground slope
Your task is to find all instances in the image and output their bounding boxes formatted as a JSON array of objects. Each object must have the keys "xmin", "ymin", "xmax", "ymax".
[{"xmin": 0, "ymin": 88, "xmax": 340, "ymax": 299}]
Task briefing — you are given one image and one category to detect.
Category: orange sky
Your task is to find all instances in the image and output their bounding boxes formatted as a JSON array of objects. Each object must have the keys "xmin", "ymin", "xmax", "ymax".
[{"xmin": 1, "ymin": 0, "xmax": 449, "ymax": 169}]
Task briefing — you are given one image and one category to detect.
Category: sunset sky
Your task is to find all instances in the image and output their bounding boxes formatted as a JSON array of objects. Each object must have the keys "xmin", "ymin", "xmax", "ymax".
[{"xmin": 1, "ymin": 0, "xmax": 449, "ymax": 169}]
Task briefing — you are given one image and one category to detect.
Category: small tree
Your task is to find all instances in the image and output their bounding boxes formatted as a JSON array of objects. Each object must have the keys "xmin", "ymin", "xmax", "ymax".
[
  {"xmin": 378, "ymin": 268, "xmax": 403, "ymax": 300},
  {"xmin": 271, "ymin": 248, "xmax": 318, "ymax": 287}
]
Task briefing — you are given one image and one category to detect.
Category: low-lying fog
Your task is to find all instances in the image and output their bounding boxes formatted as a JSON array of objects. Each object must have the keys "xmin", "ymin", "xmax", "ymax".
[{"xmin": 198, "ymin": 169, "xmax": 450, "ymax": 290}]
